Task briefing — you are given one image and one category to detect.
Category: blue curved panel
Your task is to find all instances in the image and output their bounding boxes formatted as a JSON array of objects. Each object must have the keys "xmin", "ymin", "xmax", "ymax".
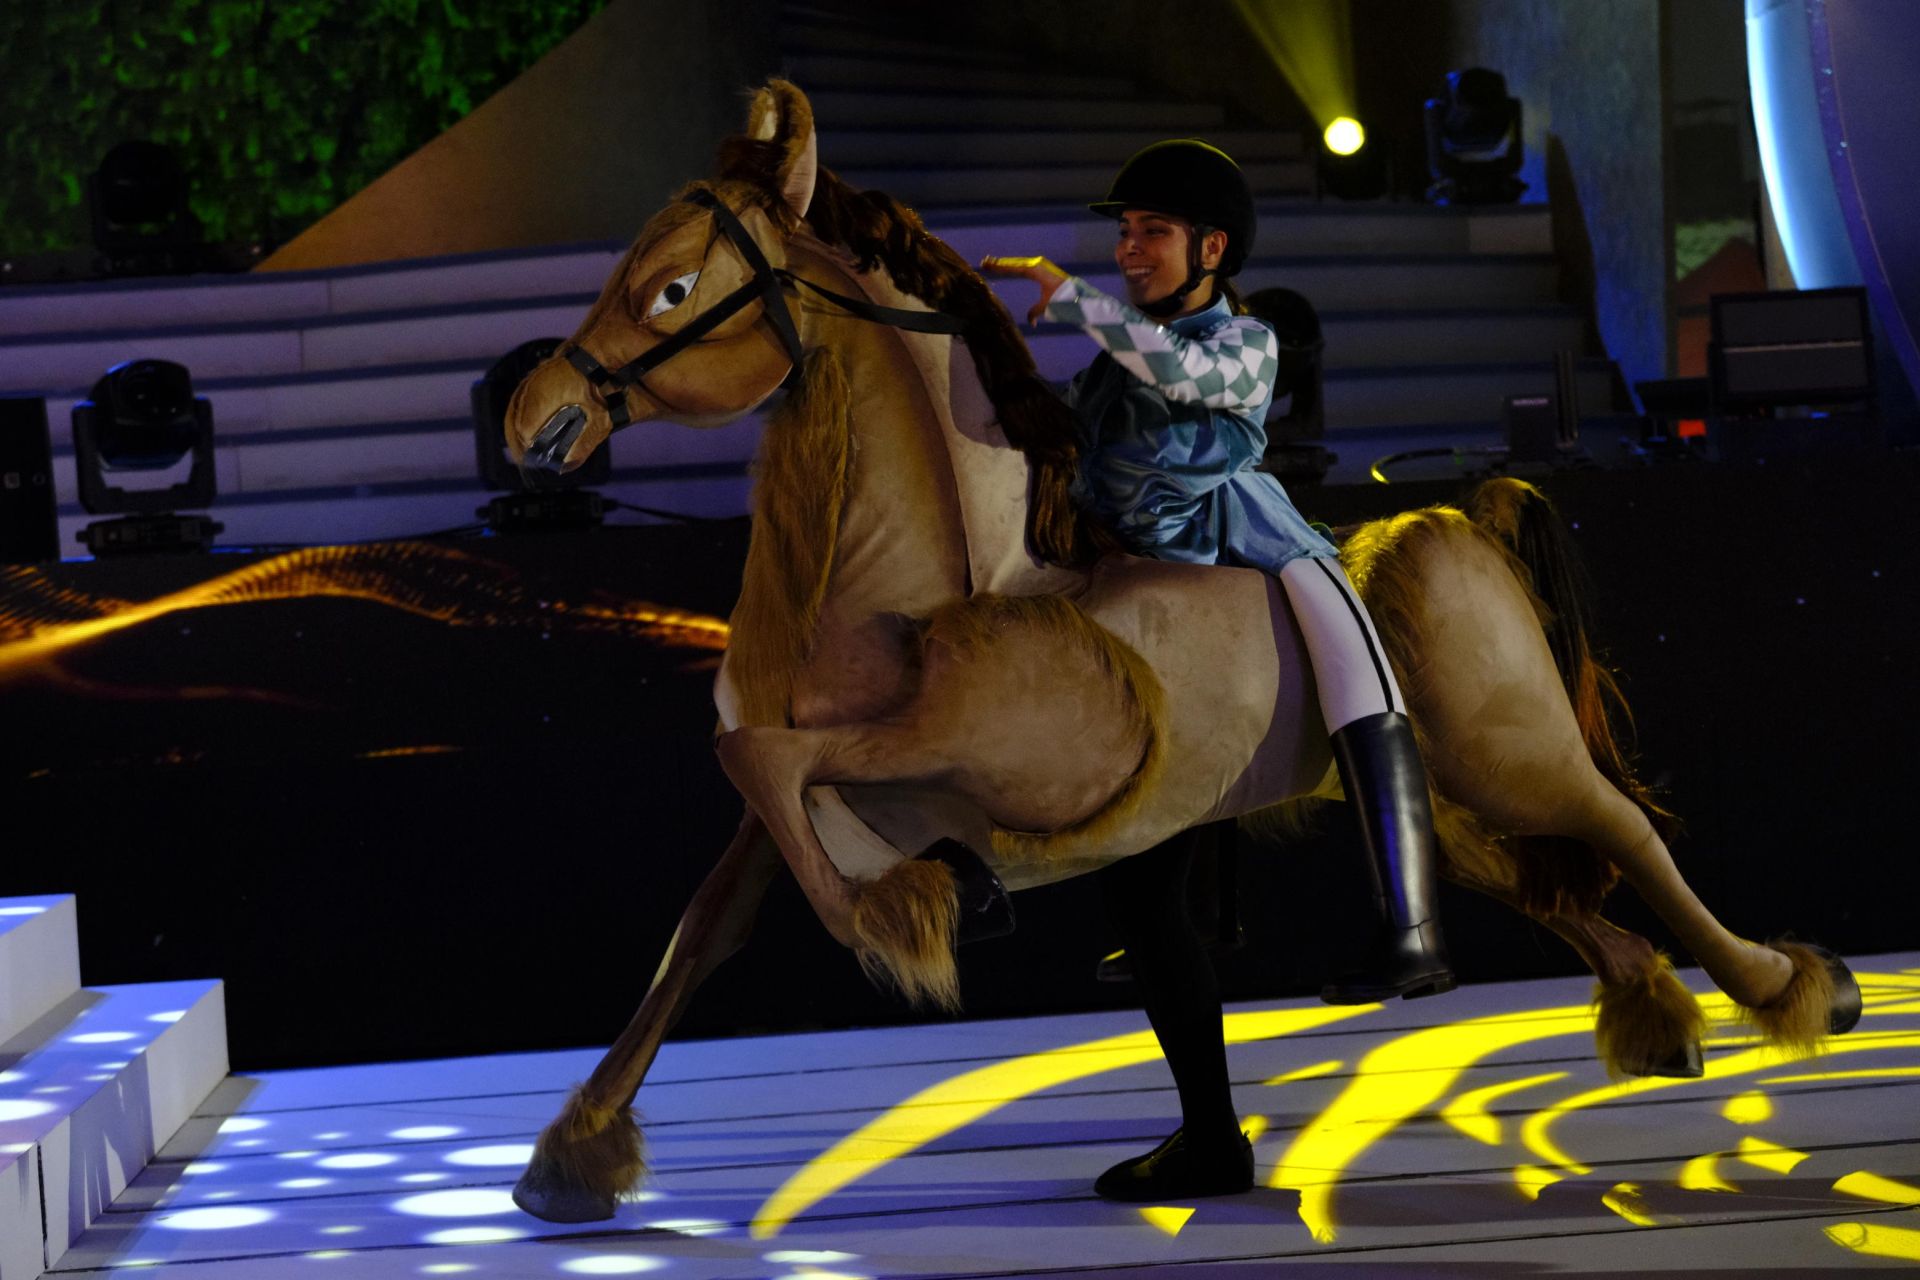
[{"xmin": 1810, "ymin": 0, "xmax": 1920, "ymax": 397}]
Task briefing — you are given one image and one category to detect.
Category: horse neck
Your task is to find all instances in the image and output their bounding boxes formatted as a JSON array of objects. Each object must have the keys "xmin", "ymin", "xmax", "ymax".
[{"xmin": 789, "ymin": 235, "xmax": 973, "ymax": 625}]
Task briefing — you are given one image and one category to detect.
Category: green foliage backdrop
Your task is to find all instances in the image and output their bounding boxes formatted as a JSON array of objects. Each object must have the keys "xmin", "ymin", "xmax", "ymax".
[{"xmin": 0, "ymin": 0, "xmax": 604, "ymax": 256}]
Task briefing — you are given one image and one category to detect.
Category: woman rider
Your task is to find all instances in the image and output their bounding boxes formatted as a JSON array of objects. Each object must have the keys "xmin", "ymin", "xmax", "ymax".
[{"xmin": 983, "ymin": 140, "xmax": 1452, "ymax": 1199}]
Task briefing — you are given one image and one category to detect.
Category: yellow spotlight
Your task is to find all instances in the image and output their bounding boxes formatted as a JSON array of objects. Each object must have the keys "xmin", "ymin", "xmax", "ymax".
[{"xmin": 1324, "ymin": 117, "xmax": 1366, "ymax": 156}]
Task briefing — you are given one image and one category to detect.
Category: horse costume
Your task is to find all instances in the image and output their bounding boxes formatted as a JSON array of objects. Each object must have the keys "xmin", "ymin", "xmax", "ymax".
[{"xmin": 500, "ymin": 80, "xmax": 1859, "ymax": 1223}]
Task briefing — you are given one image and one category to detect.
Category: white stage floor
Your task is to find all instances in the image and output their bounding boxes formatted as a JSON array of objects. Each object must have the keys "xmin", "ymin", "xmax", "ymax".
[{"xmin": 51, "ymin": 954, "xmax": 1920, "ymax": 1277}]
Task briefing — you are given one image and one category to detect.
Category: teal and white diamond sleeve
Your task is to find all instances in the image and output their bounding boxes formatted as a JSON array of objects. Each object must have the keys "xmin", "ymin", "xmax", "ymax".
[{"xmin": 1043, "ymin": 276, "xmax": 1278, "ymax": 414}]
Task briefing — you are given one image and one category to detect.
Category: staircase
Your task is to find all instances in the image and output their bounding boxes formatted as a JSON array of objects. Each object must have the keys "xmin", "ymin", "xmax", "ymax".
[
  {"xmin": 0, "ymin": 895, "xmax": 228, "ymax": 1278},
  {"xmin": 0, "ymin": 3, "xmax": 1603, "ymax": 555}
]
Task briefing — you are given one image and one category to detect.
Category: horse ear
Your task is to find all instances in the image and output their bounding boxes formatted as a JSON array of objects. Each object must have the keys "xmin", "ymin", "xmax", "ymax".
[{"xmin": 745, "ymin": 78, "xmax": 817, "ymax": 219}]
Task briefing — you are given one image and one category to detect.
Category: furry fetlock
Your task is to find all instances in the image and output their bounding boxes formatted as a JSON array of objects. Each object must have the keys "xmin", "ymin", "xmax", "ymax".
[
  {"xmin": 1740, "ymin": 940, "xmax": 1841, "ymax": 1057},
  {"xmin": 852, "ymin": 858, "xmax": 961, "ymax": 1012},
  {"xmin": 1592, "ymin": 955, "xmax": 1708, "ymax": 1080},
  {"xmin": 512, "ymin": 1087, "xmax": 645, "ymax": 1223}
]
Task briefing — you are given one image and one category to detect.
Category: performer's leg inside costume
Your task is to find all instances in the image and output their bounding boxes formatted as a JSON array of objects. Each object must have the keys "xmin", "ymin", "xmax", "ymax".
[
  {"xmin": 1278, "ymin": 555, "xmax": 1455, "ymax": 1003},
  {"xmin": 1093, "ymin": 826, "xmax": 1253, "ymax": 1200}
]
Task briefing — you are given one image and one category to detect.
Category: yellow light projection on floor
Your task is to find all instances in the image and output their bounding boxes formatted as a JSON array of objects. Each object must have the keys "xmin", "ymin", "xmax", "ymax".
[
  {"xmin": 1825, "ymin": 1220, "xmax": 1920, "ymax": 1262},
  {"xmin": 748, "ymin": 1004, "xmax": 1373, "ymax": 1239},
  {"xmin": 752, "ymin": 969, "xmax": 1919, "ymax": 1249},
  {"xmin": 0, "ymin": 543, "xmax": 729, "ymax": 683}
]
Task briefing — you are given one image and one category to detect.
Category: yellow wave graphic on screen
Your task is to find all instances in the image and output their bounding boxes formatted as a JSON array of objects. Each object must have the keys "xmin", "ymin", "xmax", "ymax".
[{"xmin": 0, "ymin": 541, "xmax": 730, "ymax": 681}]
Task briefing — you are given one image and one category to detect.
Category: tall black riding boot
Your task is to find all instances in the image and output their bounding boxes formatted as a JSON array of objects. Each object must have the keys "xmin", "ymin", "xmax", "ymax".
[{"xmin": 1320, "ymin": 711, "xmax": 1456, "ymax": 1003}]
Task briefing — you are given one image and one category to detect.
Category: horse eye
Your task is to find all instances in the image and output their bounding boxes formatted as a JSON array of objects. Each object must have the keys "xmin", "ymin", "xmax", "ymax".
[{"xmin": 646, "ymin": 270, "xmax": 701, "ymax": 319}]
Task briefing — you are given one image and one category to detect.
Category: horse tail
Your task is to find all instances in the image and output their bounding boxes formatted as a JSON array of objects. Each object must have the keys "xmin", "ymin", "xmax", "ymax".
[{"xmin": 1464, "ymin": 476, "xmax": 1680, "ymax": 862}]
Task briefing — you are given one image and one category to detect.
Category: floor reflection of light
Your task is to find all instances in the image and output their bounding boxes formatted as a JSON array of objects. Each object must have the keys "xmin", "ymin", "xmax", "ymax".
[
  {"xmin": 321, "ymin": 1225, "xmax": 363, "ymax": 1235},
  {"xmin": 560, "ymin": 1259, "xmax": 668, "ymax": 1275},
  {"xmin": 764, "ymin": 1253, "xmax": 858, "ymax": 1264},
  {"xmin": 156, "ymin": 1206, "xmax": 275, "ymax": 1230},
  {"xmin": 390, "ymin": 1125, "xmax": 463, "ymax": 1140},
  {"xmin": 99, "ymin": 1060, "xmax": 131, "ymax": 1068},
  {"xmin": 399, "ymin": 1172, "xmax": 450, "ymax": 1184},
  {"xmin": 280, "ymin": 1178, "xmax": 333, "ymax": 1189},
  {"xmin": 318, "ymin": 1152, "xmax": 400, "ymax": 1170},
  {"xmin": 316, "ymin": 1131, "xmax": 351, "ymax": 1140},
  {"xmin": 443, "ymin": 1143, "xmax": 534, "ymax": 1167},
  {"xmin": 182, "ymin": 1161, "xmax": 227, "ymax": 1176},
  {"xmin": 278, "ymin": 1150, "xmax": 321, "ymax": 1160},
  {"xmin": 148, "ymin": 1011, "xmax": 186, "ymax": 1023},
  {"xmin": 308, "ymin": 1250, "xmax": 350, "ymax": 1260},
  {"xmin": 218, "ymin": 1117, "xmax": 269, "ymax": 1134},
  {"xmin": 422, "ymin": 1226, "xmax": 526, "ymax": 1245},
  {"xmin": 1, "ymin": 1143, "xmax": 31, "ymax": 1155},
  {"xmin": 394, "ymin": 1188, "xmax": 520, "ymax": 1218},
  {"xmin": 0, "ymin": 1070, "xmax": 23, "ymax": 1083},
  {"xmin": 70, "ymin": 1031, "xmax": 138, "ymax": 1044},
  {"xmin": 0, "ymin": 1100, "xmax": 56, "ymax": 1121},
  {"xmin": 32, "ymin": 1086, "xmax": 70, "ymax": 1094},
  {"xmin": 0, "ymin": 906, "xmax": 47, "ymax": 915},
  {"xmin": 649, "ymin": 1218, "xmax": 728, "ymax": 1236},
  {"xmin": 420, "ymin": 1266, "xmax": 477, "ymax": 1275}
]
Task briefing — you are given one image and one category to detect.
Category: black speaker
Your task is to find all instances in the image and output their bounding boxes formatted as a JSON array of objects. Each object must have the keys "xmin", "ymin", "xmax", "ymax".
[{"xmin": 0, "ymin": 397, "xmax": 60, "ymax": 563}]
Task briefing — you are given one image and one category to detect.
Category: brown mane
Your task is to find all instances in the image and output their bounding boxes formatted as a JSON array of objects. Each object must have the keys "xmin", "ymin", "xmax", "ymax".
[{"xmin": 713, "ymin": 134, "xmax": 1113, "ymax": 569}]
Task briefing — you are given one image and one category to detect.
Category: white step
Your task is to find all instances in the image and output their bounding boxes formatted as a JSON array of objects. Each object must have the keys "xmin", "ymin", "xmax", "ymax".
[
  {"xmin": 779, "ymin": 17, "xmax": 1028, "ymax": 66},
  {"xmin": 838, "ymin": 159, "xmax": 1313, "ymax": 205},
  {"xmin": 0, "ymin": 244, "xmax": 624, "ymax": 342},
  {"xmin": 0, "ymin": 977, "xmax": 227, "ymax": 1273},
  {"xmin": 785, "ymin": 51, "xmax": 1139, "ymax": 98},
  {"xmin": 0, "ymin": 296, "xmax": 595, "ymax": 395},
  {"xmin": 0, "ymin": 896, "xmax": 80, "ymax": 1049},
  {"xmin": 1024, "ymin": 307, "xmax": 1588, "ymax": 378},
  {"xmin": 1322, "ymin": 361, "xmax": 1617, "ymax": 432},
  {"xmin": 810, "ymin": 88, "xmax": 1226, "ymax": 130},
  {"xmin": 930, "ymin": 202, "xmax": 1553, "ymax": 263},
  {"xmin": 823, "ymin": 126, "xmax": 1307, "ymax": 168}
]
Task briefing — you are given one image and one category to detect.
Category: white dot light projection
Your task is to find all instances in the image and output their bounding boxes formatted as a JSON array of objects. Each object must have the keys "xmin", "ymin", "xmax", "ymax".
[
  {"xmin": 216, "ymin": 1117, "xmax": 268, "ymax": 1134},
  {"xmin": 389, "ymin": 1125, "xmax": 463, "ymax": 1140},
  {"xmin": 316, "ymin": 1152, "xmax": 400, "ymax": 1170},
  {"xmin": 156, "ymin": 1206, "xmax": 275, "ymax": 1231},
  {"xmin": 559, "ymin": 1258, "xmax": 668, "ymax": 1275},
  {"xmin": 442, "ymin": 1143, "xmax": 534, "ymax": 1167},
  {"xmin": 68, "ymin": 1031, "xmax": 137, "ymax": 1044},
  {"xmin": 422, "ymin": 1226, "xmax": 526, "ymax": 1245},
  {"xmin": 393, "ymin": 1188, "xmax": 519, "ymax": 1218},
  {"xmin": 0, "ymin": 1100, "xmax": 56, "ymax": 1122},
  {"xmin": 0, "ymin": 905, "xmax": 47, "ymax": 916}
]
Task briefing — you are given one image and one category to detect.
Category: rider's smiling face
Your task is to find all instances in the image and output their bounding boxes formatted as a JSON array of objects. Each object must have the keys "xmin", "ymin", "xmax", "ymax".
[{"xmin": 1114, "ymin": 210, "xmax": 1193, "ymax": 309}]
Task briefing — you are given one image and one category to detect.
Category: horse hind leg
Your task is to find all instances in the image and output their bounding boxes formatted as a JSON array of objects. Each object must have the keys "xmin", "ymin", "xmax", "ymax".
[{"xmin": 1561, "ymin": 779, "xmax": 1856, "ymax": 1052}]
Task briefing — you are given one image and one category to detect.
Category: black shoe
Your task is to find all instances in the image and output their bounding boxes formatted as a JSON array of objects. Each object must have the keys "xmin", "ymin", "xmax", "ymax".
[
  {"xmin": 914, "ymin": 838, "xmax": 1014, "ymax": 944},
  {"xmin": 1093, "ymin": 1126, "xmax": 1254, "ymax": 1202},
  {"xmin": 1319, "ymin": 712, "xmax": 1455, "ymax": 1004}
]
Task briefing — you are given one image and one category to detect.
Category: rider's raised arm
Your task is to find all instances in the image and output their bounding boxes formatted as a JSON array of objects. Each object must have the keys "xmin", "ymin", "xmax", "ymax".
[{"xmin": 1044, "ymin": 276, "xmax": 1279, "ymax": 417}]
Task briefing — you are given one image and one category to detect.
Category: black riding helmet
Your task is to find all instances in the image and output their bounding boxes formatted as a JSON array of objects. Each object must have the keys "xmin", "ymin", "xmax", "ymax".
[{"xmin": 1090, "ymin": 140, "xmax": 1256, "ymax": 315}]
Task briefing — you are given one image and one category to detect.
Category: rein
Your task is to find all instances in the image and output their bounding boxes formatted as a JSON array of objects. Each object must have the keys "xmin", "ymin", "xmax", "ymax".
[{"xmin": 526, "ymin": 188, "xmax": 969, "ymax": 470}]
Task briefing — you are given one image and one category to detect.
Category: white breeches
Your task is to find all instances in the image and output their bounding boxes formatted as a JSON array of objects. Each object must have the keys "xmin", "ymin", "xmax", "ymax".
[{"xmin": 1277, "ymin": 555, "xmax": 1406, "ymax": 733}]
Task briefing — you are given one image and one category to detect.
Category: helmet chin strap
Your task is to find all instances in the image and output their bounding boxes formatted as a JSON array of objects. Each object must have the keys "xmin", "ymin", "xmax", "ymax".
[{"xmin": 1139, "ymin": 231, "xmax": 1216, "ymax": 318}]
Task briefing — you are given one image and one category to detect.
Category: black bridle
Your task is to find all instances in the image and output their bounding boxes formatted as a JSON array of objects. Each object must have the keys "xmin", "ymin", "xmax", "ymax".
[{"xmin": 525, "ymin": 187, "xmax": 969, "ymax": 471}]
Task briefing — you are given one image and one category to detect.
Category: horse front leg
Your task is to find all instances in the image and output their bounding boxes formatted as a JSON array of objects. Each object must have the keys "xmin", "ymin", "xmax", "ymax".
[{"xmin": 513, "ymin": 809, "xmax": 780, "ymax": 1223}]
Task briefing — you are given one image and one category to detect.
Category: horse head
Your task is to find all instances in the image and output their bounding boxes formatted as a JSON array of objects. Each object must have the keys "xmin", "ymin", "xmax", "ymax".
[{"xmin": 505, "ymin": 81, "xmax": 821, "ymax": 474}]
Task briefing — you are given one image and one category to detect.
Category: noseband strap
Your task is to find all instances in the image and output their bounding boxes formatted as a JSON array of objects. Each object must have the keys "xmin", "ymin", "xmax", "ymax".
[{"xmin": 559, "ymin": 187, "xmax": 967, "ymax": 436}]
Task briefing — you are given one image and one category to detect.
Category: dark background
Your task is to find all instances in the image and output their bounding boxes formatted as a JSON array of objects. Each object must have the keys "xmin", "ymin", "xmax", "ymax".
[{"xmin": 2, "ymin": 450, "xmax": 1914, "ymax": 1070}]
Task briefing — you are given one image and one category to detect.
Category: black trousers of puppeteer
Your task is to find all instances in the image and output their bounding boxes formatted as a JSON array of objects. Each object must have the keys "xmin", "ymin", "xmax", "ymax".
[{"xmin": 1096, "ymin": 821, "xmax": 1239, "ymax": 1139}]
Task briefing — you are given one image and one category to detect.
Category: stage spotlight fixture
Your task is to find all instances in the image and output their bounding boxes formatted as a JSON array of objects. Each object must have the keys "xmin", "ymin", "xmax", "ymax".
[
  {"xmin": 88, "ymin": 141, "xmax": 205, "ymax": 275},
  {"xmin": 1316, "ymin": 117, "xmax": 1388, "ymax": 201},
  {"xmin": 471, "ymin": 338, "xmax": 611, "ymax": 533},
  {"xmin": 1424, "ymin": 69, "xmax": 1527, "ymax": 205},
  {"xmin": 1323, "ymin": 117, "xmax": 1366, "ymax": 157},
  {"xmin": 70, "ymin": 359, "xmax": 222, "ymax": 555},
  {"xmin": 1244, "ymin": 287, "xmax": 1334, "ymax": 485}
]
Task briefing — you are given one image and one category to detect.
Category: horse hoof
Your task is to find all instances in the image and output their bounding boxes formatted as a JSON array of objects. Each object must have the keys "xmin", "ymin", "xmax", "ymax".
[
  {"xmin": 1806, "ymin": 944, "xmax": 1863, "ymax": 1035},
  {"xmin": 512, "ymin": 1166, "xmax": 616, "ymax": 1224},
  {"xmin": 1622, "ymin": 1037, "xmax": 1704, "ymax": 1079}
]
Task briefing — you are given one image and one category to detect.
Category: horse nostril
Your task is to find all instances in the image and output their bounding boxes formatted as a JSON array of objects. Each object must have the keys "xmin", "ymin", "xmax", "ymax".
[{"xmin": 525, "ymin": 404, "xmax": 588, "ymax": 472}]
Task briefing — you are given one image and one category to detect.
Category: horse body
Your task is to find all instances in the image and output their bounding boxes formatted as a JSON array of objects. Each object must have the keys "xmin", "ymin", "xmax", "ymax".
[{"xmin": 500, "ymin": 80, "xmax": 1854, "ymax": 1225}]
